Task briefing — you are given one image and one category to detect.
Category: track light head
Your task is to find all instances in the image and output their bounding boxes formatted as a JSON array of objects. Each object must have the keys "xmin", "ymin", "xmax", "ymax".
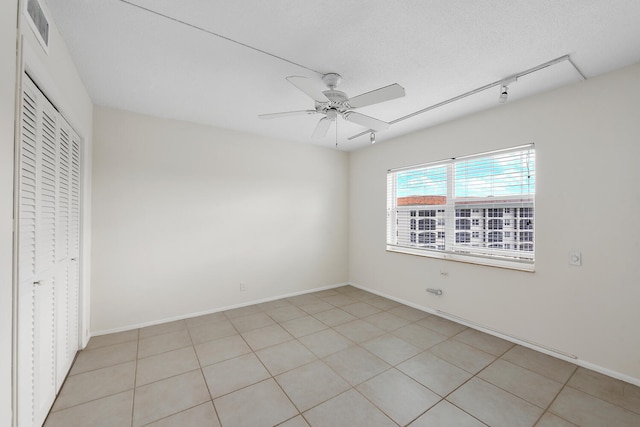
[
  {"xmin": 499, "ymin": 85, "xmax": 508, "ymax": 103},
  {"xmin": 370, "ymin": 132, "xmax": 376, "ymax": 144},
  {"xmin": 498, "ymin": 76, "xmax": 517, "ymax": 104}
]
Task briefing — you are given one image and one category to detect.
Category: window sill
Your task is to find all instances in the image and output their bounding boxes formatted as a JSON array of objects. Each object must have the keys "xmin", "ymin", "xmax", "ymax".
[{"xmin": 386, "ymin": 245, "xmax": 535, "ymax": 272}]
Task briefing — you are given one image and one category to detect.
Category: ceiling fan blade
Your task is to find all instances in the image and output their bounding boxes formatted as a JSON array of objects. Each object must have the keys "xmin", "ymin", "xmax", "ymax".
[
  {"xmin": 286, "ymin": 76, "xmax": 328, "ymax": 103},
  {"xmin": 259, "ymin": 110, "xmax": 317, "ymax": 119},
  {"xmin": 343, "ymin": 111, "xmax": 390, "ymax": 131},
  {"xmin": 348, "ymin": 83, "xmax": 405, "ymax": 108},
  {"xmin": 312, "ymin": 117, "xmax": 332, "ymax": 139}
]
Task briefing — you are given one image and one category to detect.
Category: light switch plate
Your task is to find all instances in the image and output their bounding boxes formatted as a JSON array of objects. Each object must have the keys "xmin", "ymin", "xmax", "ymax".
[{"xmin": 569, "ymin": 251, "xmax": 582, "ymax": 266}]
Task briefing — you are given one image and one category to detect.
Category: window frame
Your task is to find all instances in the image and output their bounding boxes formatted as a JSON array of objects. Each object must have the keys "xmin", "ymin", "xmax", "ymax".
[{"xmin": 386, "ymin": 144, "xmax": 535, "ymax": 272}]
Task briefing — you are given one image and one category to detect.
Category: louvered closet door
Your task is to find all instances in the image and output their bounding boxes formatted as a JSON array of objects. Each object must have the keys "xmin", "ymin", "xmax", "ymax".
[
  {"xmin": 17, "ymin": 75, "xmax": 81, "ymax": 427},
  {"xmin": 17, "ymin": 75, "xmax": 39, "ymax": 427},
  {"xmin": 67, "ymin": 132, "xmax": 81, "ymax": 365},
  {"xmin": 54, "ymin": 118, "xmax": 81, "ymax": 384},
  {"xmin": 18, "ymin": 76, "xmax": 57, "ymax": 427}
]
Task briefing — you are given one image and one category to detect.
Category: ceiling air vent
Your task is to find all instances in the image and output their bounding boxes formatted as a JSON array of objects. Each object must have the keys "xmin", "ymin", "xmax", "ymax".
[{"xmin": 26, "ymin": 0, "xmax": 49, "ymax": 52}]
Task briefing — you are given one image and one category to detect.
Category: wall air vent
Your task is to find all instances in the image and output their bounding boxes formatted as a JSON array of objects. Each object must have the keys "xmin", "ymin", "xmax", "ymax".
[{"xmin": 26, "ymin": 0, "xmax": 50, "ymax": 52}]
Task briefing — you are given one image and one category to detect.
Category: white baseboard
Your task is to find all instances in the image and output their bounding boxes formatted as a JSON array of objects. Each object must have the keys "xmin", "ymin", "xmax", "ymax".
[
  {"xmin": 349, "ymin": 282, "xmax": 640, "ymax": 387},
  {"xmin": 89, "ymin": 282, "xmax": 350, "ymax": 338}
]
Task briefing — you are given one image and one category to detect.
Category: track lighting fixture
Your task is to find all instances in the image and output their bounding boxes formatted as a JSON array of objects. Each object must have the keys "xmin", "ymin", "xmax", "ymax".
[
  {"xmin": 499, "ymin": 85, "xmax": 509, "ymax": 103},
  {"xmin": 370, "ymin": 132, "xmax": 376, "ymax": 144},
  {"xmin": 498, "ymin": 76, "xmax": 517, "ymax": 104}
]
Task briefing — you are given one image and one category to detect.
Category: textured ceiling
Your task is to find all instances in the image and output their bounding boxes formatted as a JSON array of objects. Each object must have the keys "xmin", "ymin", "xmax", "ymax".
[{"xmin": 45, "ymin": 0, "xmax": 640, "ymax": 150}]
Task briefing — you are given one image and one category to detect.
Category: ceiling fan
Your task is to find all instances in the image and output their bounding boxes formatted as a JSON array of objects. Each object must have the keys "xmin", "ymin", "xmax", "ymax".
[{"xmin": 259, "ymin": 73, "xmax": 405, "ymax": 139}]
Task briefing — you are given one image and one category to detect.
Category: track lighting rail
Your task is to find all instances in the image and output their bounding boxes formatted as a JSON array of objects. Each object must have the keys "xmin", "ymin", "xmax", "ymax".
[{"xmin": 348, "ymin": 54, "xmax": 585, "ymax": 141}]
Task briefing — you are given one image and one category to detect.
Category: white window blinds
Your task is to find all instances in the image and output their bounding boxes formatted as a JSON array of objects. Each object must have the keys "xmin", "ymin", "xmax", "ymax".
[{"xmin": 387, "ymin": 145, "xmax": 535, "ymax": 270}]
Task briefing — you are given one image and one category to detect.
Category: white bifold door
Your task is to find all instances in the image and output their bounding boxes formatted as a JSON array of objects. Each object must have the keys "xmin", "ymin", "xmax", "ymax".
[{"xmin": 17, "ymin": 74, "xmax": 81, "ymax": 427}]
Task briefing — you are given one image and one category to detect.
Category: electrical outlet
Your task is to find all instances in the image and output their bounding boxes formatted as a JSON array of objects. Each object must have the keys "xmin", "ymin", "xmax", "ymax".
[{"xmin": 240, "ymin": 282, "xmax": 247, "ymax": 292}]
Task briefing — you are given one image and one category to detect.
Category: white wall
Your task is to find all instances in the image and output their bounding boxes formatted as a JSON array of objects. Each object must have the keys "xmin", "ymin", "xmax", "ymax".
[
  {"xmin": 349, "ymin": 64, "xmax": 640, "ymax": 383},
  {"xmin": 0, "ymin": 2, "xmax": 18, "ymax": 425},
  {"xmin": 91, "ymin": 106, "xmax": 349, "ymax": 333}
]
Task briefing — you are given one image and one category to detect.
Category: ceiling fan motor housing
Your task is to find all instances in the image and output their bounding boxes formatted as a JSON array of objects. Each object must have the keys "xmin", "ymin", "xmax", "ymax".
[{"xmin": 319, "ymin": 73, "xmax": 350, "ymax": 113}]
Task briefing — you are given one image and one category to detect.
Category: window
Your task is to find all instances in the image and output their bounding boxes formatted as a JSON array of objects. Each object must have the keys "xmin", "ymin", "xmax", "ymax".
[
  {"xmin": 488, "ymin": 219, "xmax": 503, "ymax": 230},
  {"xmin": 419, "ymin": 218, "xmax": 436, "ymax": 230},
  {"xmin": 519, "ymin": 207, "xmax": 534, "ymax": 217},
  {"xmin": 519, "ymin": 231, "xmax": 534, "ymax": 242},
  {"xmin": 488, "ymin": 231, "xmax": 503, "ymax": 243},
  {"xmin": 387, "ymin": 145, "xmax": 535, "ymax": 270},
  {"xmin": 419, "ymin": 233, "xmax": 436, "ymax": 244},
  {"xmin": 519, "ymin": 218, "xmax": 534, "ymax": 229},
  {"xmin": 456, "ymin": 232, "xmax": 470, "ymax": 243},
  {"xmin": 455, "ymin": 218, "xmax": 471, "ymax": 230}
]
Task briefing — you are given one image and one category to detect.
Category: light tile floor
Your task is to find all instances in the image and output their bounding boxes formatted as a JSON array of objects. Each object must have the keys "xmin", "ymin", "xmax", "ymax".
[{"xmin": 44, "ymin": 286, "xmax": 640, "ymax": 427}]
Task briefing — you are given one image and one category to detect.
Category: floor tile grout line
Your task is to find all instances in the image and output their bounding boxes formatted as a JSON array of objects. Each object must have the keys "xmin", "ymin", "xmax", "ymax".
[
  {"xmin": 448, "ymin": 342, "xmax": 562, "ymax": 413},
  {"xmin": 137, "ymin": 400, "xmax": 212, "ymax": 427},
  {"xmin": 560, "ymin": 367, "xmax": 640, "ymax": 416},
  {"xmin": 535, "ymin": 364, "xmax": 592, "ymax": 427},
  {"xmin": 266, "ymin": 358, "xmax": 305, "ymax": 420},
  {"xmin": 146, "ymin": 322, "xmax": 219, "ymax": 425},
  {"xmin": 423, "ymin": 354, "xmax": 499, "ymax": 425},
  {"xmin": 53, "ymin": 356, "xmax": 138, "ymax": 388},
  {"xmin": 537, "ymin": 383, "xmax": 575, "ymax": 426},
  {"xmin": 499, "ymin": 348, "xmax": 578, "ymax": 384},
  {"xmin": 473, "ymin": 359, "xmax": 561, "ymax": 412},
  {"xmin": 137, "ymin": 341, "xmax": 195, "ymax": 361},
  {"xmin": 350, "ymin": 366, "xmax": 430, "ymax": 426},
  {"xmin": 130, "ymin": 336, "xmax": 139, "ymax": 427},
  {"xmin": 45, "ymin": 387, "xmax": 135, "ymax": 415},
  {"xmin": 443, "ymin": 372, "xmax": 562, "ymax": 427},
  {"xmin": 442, "ymin": 398, "xmax": 492, "ymax": 426},
  {"xmin": 402, "ymin": 405, "xmax": 439, "ymax": 427}
]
